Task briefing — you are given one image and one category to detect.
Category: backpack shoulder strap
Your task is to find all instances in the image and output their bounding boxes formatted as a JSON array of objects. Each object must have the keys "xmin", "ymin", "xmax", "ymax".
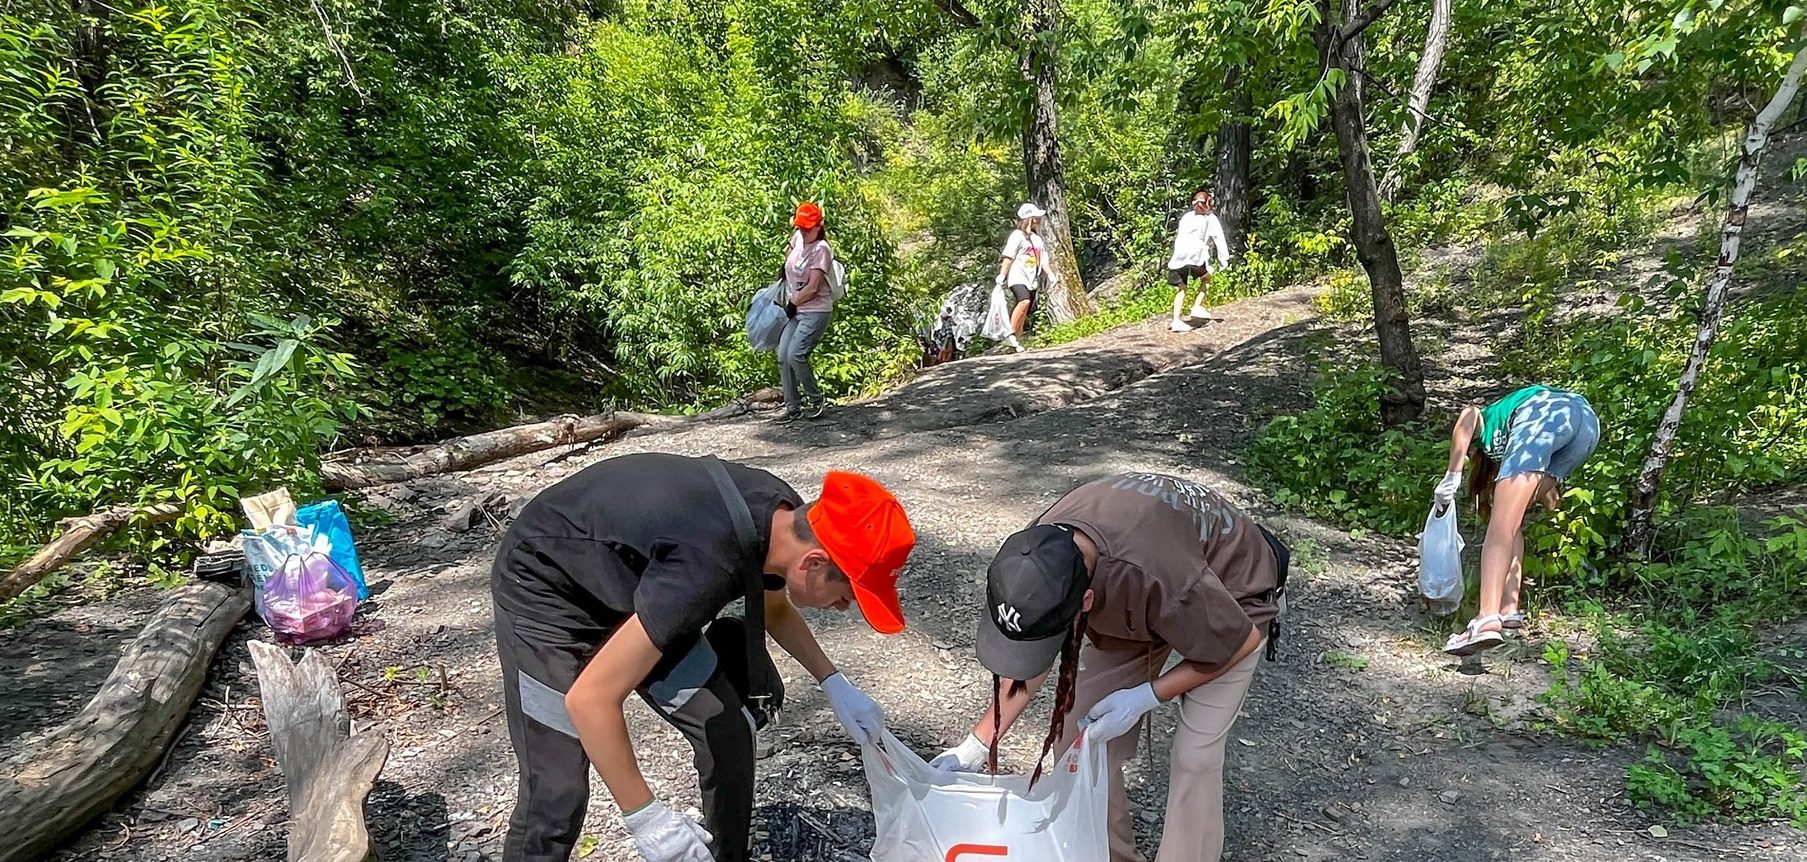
[
  {"xmin": 1255, "ymin": 524, "xmax": 1290, "ymax": 662},
  {"xmin": 702, "ymin": 456, "xmax": 771, "ymax": 701}
]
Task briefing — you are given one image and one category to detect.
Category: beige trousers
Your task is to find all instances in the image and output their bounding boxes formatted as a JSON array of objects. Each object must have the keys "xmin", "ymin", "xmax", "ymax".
[{"xmin": 1054, "ymin": 640, "xmax": 1262, "ymax": 862}]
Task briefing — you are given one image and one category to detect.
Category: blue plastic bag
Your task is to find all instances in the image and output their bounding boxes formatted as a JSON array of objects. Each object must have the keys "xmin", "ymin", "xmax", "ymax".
[
  {"xmin": 746, "ymin": 281, "xmax": 786, "ymax": 353},
  {"xmin": 296, "ymin": 500, "xmax": 369, "ymax": 600}
]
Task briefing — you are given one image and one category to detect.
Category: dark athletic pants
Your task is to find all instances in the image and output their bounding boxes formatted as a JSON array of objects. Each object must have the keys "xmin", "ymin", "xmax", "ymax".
[{"xmin": 494, "ymin": 573, "xmax": 782, "ymax": 862}]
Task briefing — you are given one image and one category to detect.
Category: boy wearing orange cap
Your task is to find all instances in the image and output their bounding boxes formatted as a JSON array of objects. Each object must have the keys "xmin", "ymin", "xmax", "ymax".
[{"xmin": 491, "ymin": 453, "xmax": 915, "ymax": 862}]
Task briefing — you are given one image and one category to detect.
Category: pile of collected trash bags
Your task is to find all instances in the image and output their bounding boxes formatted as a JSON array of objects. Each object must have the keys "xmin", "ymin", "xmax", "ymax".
[{"xmin": 234, "ymin": 488, "xmax": 369, "ymax": 643}]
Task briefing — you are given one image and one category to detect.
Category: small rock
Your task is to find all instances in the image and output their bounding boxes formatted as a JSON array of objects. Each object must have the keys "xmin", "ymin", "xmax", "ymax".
[
  {"xmin": 178, "ymin": 817, "xmax": 199, "ymax": 833},
  {"xmin": 444, "ymin": 500, "xmax": 482, "ymax": 532},
  {"xmin": 1397, "ymin": 776, "xmax": 1410, "ymax": 788},
  {"xmin": 1438, "ymin": 791, "xmax": 1459, "ymax": 805},
  {"xmin": 1647, "ymin": 825, "xmax": 1668, "ymax": 838}
]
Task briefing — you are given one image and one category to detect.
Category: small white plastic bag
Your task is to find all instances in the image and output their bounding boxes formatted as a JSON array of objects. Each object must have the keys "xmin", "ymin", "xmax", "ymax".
[{"xmin": 1418, "ymin": 502, "xmax": 1464, "ymax": 617}]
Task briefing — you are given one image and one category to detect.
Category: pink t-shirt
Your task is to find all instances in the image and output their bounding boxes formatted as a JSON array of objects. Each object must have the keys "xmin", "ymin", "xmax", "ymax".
[{"xmin": 786, "ymin": 232, "xmax": 836, "ymax": 314}]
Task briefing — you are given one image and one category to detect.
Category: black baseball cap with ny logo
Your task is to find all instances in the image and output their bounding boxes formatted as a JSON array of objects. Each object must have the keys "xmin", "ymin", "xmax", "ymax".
[{"xmin": 978, "ymin": 524, "xmax": 1091, "ymax": 681}]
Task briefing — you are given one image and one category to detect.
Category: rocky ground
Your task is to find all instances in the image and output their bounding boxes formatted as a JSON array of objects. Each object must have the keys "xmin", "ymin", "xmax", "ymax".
[{"xmin": 5, "ymin": 232, "xmax": 1805, "ymax": 862}]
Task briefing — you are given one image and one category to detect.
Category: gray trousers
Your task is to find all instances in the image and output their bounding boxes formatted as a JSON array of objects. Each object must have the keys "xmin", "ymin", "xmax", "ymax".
[{"xmin": 777, "ymin": 311, "xmax": 831, "ymax": 413}]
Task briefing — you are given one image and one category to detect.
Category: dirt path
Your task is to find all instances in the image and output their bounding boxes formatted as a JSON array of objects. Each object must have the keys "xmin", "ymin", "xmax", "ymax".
[{"xmin": 6, "ymin": 282, "xmax": 1801, "ymax": 862}]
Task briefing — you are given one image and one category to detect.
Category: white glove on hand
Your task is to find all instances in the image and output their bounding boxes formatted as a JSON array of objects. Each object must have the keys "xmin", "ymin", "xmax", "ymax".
[
  {"xmin": 821, "ymin": 672, "xmax": 884, "ymax": 745},
  {"xmin": 928, "ymin": 733, "xmax": 990, "ymax": 774},
  {"xmin": 623, "ymin": 800, "xmax": 713, "ymax": 862},
  {"xmin": 1433, "ymin": 470, "xmax": 1464, "ymax": 510},
  {"xmin": 1080, "ymin": 683, "xmax": 1161, "ymax": 743},
  {"xmin": 994, "ymin": 273, "xmax": 1007, "ymax": 288}
]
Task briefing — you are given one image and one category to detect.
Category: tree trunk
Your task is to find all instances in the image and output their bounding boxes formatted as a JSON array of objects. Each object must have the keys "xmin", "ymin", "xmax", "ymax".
[
  {"xmin": 0, "ymin": 582, "xmax": 250, "ymax": 862},
  {"xmin": 0, "ymin": 502, "xmax": 185, "ymax": 603},
  {"xmin": 1378, "ymin": 0, "xmax": 1451, "ymax": 201},
  {"xmin": 1621, "ymin": 39, "xmax": 1807, "ymax": 558},
  {"xmin": 248, "ymin": 642, "xmax": 389, "ymax": 862},
  {"xmin": 319, "ymin": 401, "xmax": 747, "ymax": 491},
  {"xmin": 1214, "ymin": 63, "xmax": 1254, "ymax": 259},
  {"xmin": 1021, "ymin": 0, "xmax": 1092, "ymax": 322},
  {"xmin": 1318, "ymin": 0, "xmax": 1427, "ymax": 425}
]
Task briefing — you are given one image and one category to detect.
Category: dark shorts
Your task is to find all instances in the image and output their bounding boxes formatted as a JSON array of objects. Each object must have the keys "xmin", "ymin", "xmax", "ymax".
[
  {"xmin": 1008, "ymin": 282, "xmax": 1033, "ymax": 305},
  {"xmin": 1167, "ymin": 264, "xmax": 1211, "ymax": 286}
]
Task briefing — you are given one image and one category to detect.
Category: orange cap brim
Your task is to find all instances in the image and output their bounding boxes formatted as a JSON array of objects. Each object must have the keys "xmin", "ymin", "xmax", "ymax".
[{"xmin": 849, "ymin": 574, "xmax": 905, "ymax": 635}]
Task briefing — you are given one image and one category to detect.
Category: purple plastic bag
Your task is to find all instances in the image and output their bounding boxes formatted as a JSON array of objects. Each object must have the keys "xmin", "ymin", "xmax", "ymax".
[{"xmin": 260, "ymin": 548, "xmax": 359, "ymax": 644}]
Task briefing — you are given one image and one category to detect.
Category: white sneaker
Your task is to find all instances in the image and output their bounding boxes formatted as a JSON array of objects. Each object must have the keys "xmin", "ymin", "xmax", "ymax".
[
  {"xmin": 1168, "ymin": 319, "xmax": 1193, "ymax": 332},
  {"xmin": 1188, "ymin": 303, "xmax": 1215, "ymax": 321}
]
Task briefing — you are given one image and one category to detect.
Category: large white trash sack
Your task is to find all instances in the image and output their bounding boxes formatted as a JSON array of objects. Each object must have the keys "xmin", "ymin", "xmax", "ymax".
[
  {"xmin": 862, "ymin": 728, "xmax": 1109, "ymax": 862},
  {"xmin": 1418, "ymin": 502, "xmax": 1464, "ymax": 617}
]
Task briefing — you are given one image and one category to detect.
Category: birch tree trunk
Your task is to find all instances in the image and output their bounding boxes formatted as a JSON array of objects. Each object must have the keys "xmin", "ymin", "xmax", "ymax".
[
  {"xmin": 1378, "ymin": 0, "xmax": 1451, "ymax": 201},
  {"xmin": 1022, "ymin": 0, "xmax": 1092, "ymax": 322},
  {"xmin": 1317, "ymin": 0, "xmax": 1427, "ymax": 425},
  {"xmin": 1621, "ymin": 39, "xmax": 1807, "ymax": 557},
  {"xmin": 1214, "ymin": 63, "xmax": 1254, "ymax": 259}
]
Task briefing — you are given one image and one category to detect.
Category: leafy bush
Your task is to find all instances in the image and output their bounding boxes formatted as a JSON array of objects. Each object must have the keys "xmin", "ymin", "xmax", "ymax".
[{"xmin": 1246, "ymin": 365, "xmax": 1449, "ymax": 535}]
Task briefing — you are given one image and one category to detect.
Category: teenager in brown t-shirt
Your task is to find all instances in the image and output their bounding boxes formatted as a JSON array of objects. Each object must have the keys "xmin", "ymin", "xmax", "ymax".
[{"xmin": 930, "ymin": 472, "xmax": 1288, "ymax": 862}]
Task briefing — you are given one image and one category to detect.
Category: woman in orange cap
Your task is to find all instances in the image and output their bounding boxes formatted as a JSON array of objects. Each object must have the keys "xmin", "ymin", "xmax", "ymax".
[
  {"xmin": 777, "ymin": 201, "xmax": 838, "ymax": 422},
  {"xmin": 491, "ymin": 453, "xmax": 916, "ymax": 862}
]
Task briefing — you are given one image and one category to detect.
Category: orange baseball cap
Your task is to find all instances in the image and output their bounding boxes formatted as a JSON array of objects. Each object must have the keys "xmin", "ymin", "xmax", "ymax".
[
  {"xmin": 808, "ymin": 471, "xmax": 915, "ymax": 634},
  {"xmin": 792, "ymin": 201, "xmax": 824, "ymax": 230}
]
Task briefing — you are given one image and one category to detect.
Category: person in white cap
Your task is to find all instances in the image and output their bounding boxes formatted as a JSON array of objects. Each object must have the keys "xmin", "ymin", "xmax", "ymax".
[
  {"xmin": 1166, "ymin": 187, "xmax": 1230, "ymax": 332},
  {"xmin": 992, "ymin": 202, "xmax": 1050, "ymax": 352}
]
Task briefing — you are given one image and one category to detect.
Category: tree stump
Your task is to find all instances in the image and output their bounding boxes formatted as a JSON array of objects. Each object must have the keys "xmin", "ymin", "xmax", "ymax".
[
  {"xmin": 248, "ymin": 641, "xmax": 390, "ymax": 862},
  {"xmin": 0, "ymin": 581, "xmax": 250, "ymax": 862}
]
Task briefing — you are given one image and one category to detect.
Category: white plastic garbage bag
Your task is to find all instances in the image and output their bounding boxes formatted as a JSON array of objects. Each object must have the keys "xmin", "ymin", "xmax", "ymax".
[
  {"xmin": 746, "ymin": 280, "xmax": 786, "ymax": 353},
  {"xmin": 1418, "ymin": 502, "xmax": 1464, "ymax": 617},
  {"xmin": 981, "ymin": 285, "xmax": 1014, "ymax": 342},
  {"xmin": 862, "ymin": 728, "xmax": 1109, "ymax": 862}
]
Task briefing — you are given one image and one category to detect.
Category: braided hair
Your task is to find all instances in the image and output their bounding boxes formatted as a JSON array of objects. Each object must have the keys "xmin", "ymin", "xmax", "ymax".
[
  {"xmin": 984, "ymin": 609, "xmax": 1091, "ymax": 788},
  {"xmin": 1031, "ymin": 609, "xmax": 1088, "ymax": 788}
]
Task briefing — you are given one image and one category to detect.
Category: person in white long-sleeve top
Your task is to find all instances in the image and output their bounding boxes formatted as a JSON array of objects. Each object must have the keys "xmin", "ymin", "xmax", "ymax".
[{"xmin": 1165, "ymin": 188, "xmax": 1231, "ymax": 332}]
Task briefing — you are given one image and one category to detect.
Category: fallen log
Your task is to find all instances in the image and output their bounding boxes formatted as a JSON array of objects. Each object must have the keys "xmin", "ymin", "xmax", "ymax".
[
  {"xmin": 321, "ymin": 402, "xmax": 749, "ymax": 491},
  {"xmin": 248, "ymin": 641, "xmax": 389, "ymax": 862},
  {"xmin": 0, "ymin": 502, "xmax": 185, "ymax": 604},
  {"xmin": 0, "ymin": 581, "xmax": 250, "ymax": 862}
]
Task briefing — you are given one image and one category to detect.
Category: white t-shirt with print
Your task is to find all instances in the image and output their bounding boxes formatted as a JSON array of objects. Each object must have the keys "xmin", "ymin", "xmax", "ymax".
[{"xmin": 1000, "ymin": 229, "xmax": 1046, "ymax": 288}]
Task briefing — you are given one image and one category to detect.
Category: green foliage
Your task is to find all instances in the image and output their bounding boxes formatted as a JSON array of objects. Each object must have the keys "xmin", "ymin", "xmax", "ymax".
[
  {"xmin": 1, "ymin": 5, "xmax": 365, "ymax": 551},
  {"xmin": 1313, "ymin": 269, "xmax": 1370, "ymax": 321},
  {"xmin": 1324, "ymin": 650, "xmax": 1369, "ymax": 671},
  {"xmin": 1541, "ymin": 511, "xmax": 1807, "ymax": 824},
  {"xmin": 1246, "ymin": 364, "xmax": 1448, "ymax": 534}
]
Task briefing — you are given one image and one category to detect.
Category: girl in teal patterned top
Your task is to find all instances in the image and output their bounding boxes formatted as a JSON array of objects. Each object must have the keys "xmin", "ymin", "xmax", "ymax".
[{"xmin": 1436, "ymin": 385, "xmax": 1601, "ymax": 656}]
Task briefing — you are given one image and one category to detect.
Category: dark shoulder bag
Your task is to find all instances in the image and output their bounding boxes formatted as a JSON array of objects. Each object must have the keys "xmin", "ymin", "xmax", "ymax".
[{"xmin": 702, "ymin": 456, "xmax": 779, "ymax": 723}]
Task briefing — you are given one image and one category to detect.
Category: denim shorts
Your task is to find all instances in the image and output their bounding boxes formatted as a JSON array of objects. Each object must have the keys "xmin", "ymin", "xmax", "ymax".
[{"xmin": 1498, "ymin": 390, "xmax": 1601, "ymax": 482}]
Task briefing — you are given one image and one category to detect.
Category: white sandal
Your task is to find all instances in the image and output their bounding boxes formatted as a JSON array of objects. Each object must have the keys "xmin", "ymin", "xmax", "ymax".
[{"xmin": 1444, "ymin": 614, "xmax": 1505, "ymax": 657}]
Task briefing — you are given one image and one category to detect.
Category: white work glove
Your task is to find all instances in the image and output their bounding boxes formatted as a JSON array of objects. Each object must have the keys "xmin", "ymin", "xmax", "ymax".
[
  {"xmin": 821, "ymin": 672, "xmax": 884, "ymax": 745},
  {"xmin": 1080, "ymin": 683, "xmax": 1161, "ymax": 743},
  {"xmin": 1433, "ymin": 470, "xmax": 1464, "ymax": 510},
  {"xmin": 928, "ymin": 733, "xmax": 990, "ymax": 774},
  {"xmin": 623, "ymin": 800, "xmax": 713, "ymax": 862},
  {"xmin": 994, "ymin": 273, "xmax": 1007, "ymax": 288}
]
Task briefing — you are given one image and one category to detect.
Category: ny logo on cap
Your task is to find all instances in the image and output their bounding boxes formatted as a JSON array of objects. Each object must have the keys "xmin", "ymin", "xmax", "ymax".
[{"xmin": 996, "ymin": 603, "xmax": 1022, "ymax": 633}]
